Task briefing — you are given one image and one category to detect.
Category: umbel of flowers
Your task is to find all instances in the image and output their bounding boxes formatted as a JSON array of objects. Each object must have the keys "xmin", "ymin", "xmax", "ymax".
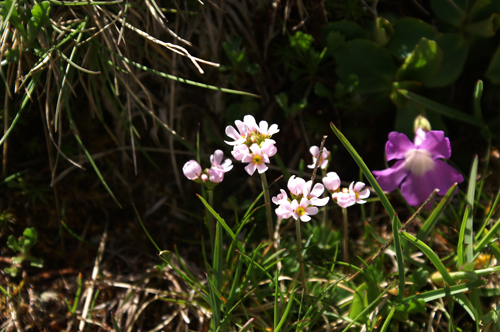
[
  {"xmin": 225, "ymin": 115, "xmax": 279, "ymax": 175},
  {"xmin": 182, "ymin": 150, "xmax": 233, "ymax": 189}
]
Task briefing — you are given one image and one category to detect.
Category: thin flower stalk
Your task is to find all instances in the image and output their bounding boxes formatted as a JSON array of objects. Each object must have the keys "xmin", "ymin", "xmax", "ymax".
[{"xmin": 261, "ymin": 173, "xmax": 275, "ymax": 244}]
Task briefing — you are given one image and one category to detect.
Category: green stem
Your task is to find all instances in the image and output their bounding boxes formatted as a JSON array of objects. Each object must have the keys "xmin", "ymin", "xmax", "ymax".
[
  {"xmin": 208, "ymin": 189, "xmax": 215, "ymax": 254},
  {"xmin": 295, "ymin": 217, "xmax": 308, "ymax": 295},
  {"xmin": 343, "ymin": 208, "xmax": 349, "ymax": 269},
  {"xmin": 261, "ymin": 173, "xmax": 274, "ymax": 243}
]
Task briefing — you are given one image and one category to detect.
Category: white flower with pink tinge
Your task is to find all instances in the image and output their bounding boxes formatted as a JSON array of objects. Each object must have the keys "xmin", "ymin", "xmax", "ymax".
[
  {"xmin": 349, "ymin": 182, "xmax": 370, "ymax": 204},
  {"xmin": 332, "ymin": 188, "xmax": 356, "ymax": 208},
  {"xmin": 241, "ymin": 143, "xmax": 272, "ymax": 175},
  {"xmin": 287, "ymin": 175, "xmax": 306, "ymax": 196},
  {"xmin": 307, "ymin": 146, "xmax": 330, "ymax": 170},
  {"xmin": 183, "ymin": 160, "xmax": 202, "ymax": 180},
  {"xmin": 291, "ymin": 198, "xmax": 318, "ymax": 222},
  {"xmin": 207, "ymin": 150, "xmax": 233, "ymax": 183},
  {"xmin": 322, "ymin": 172, "xmax": 341, "ymax": 192},
  {"xmin": 302, "ymin": 181, "xmax": 329, "ymax": 206},
  {"xmin": 243, "ymin": 115, "xmax": 279, "ymax": 137},
  {"xmin": 225, "ymin": 120, "xmax": 250, "ymax": 146}
]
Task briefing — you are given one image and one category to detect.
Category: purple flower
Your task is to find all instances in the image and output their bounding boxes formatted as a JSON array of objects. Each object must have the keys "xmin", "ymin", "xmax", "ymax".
[{"xmin": 372, "ymin": 128, "xmax": 464, "ymax": 206}]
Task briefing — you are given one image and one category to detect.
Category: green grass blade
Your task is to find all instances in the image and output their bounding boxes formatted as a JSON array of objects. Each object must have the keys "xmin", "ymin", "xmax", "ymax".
[
  {"xmin": 0, "ymin": 73, "xmax": 40, "ymax": 147},
  {"xmin": 101, "ymin": 45, "xmax": 260, "ymax": 97},
  {"xmin": 48, "ymin": 0, "xmax": 123, "ymax": 4},
  {"xmin": 465, "ymin": 156, "xmax": 478, "ymax": 263},
  {"xmin": 73, "ymin": 134, "xmax": 122, "ymax": 208},
  {"xmin": 111, "ymin": 312, "xmax": 122, "ymax": 332},
  {"xmin": 473, "ymin": 80, "xmax": 483, "ymax": 120},
  {"xmin": 342, "ymin": 286, "xmax": 391, "ymax": 332},
  {"xmin": 197, "ymin": 194, "xmax": 245, "ymax": 253},
  {"xmin": 274, "ymin": 284, "xmax": 296, "ymax": 332},
  {"xmin": 403, "ymin": 279, "xmax": 486, "ymax": 303},
  {"xmin": 379, "ymin": 305, "xmax": 396, "ymax": 332},
  {"xmin": 330, "ymin": 122, "xmax": 396, "ymax": 220},
  {"xmin": 400, "ymin": 90, "xmax": 485, "ymax": 127},
  {"xmin": 474, "ymin": 215, "xmax": 500, "ymax": 256},
  {"xmin": 392, "ymin": 214, "xmax": 405, "ymax": 303},
  {"xmin": 458, "ymin": 206, "xmax": 471, "ymax": 267},
  {"xmin": 417, "ymin": 184, "xmax": 457, "ymax": 241},
  {"xmin": 476, "ymin": 187, "xmax": 500, "ymax": 240},
  {"xmin": 400, "ymin": 231, "xmax": 478, "ymax": 321}
]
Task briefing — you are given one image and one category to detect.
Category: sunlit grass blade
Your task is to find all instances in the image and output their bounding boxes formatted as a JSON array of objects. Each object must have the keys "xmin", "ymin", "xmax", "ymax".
[
  {"xmin": 237, "ymin": 318, "xmax": 254, "ymax": 332},
  {"xmin": 111, "ymin": 312, "xmax": 122, "ymax": 332},
  {"xmin": 476, "ymin": 185, "xmax": 500, "ymax": 240},
  {"xmin": 465, "ymin": 156, "xmax": 478, "ymax": 263},
  {"xmin": 431, "ymin": 266, "xmax": 500, "ymax": 284},
  {"xmin": 379, "ymin": 305, "xmax": 396, "ymax": 332},
  {"xmin": 330, "ymin": 122, "xmax": 396, "ymax": 220},
  {"xmin": 0, "ymin": 73, "xmax": 40, "ymax": 147},
  {"xmin": 400, "ymin": 231, "xmax": 478, "ymax": 321},
  {"xmin": 474, "ymin": 215, "xmax": 500, "ymax": 257},
  {"xmin": 101, "ymin": 45, "xmax": 260, "ymax": 97},
  {"xmin": 458, "ymin": 206, "xmax": 471, "ymax": 267},
  {"xmin": 402, "ymin": 279, "xmax": 486, "ymax": 304},
  {"xmin": 48, "ymin": 0, "xmax": 123, "ymax": 4},
  {"xmin": 197, "ymin": 194, "xmax": 245, "ymax": 253},
  {"xmin": 473, "ymin": 80, "xmax": 484, "ymax": 120},
  {"xmin": 399, "ymin": 90, "xmax": 485, "ymax": 127},
  {"xmin": 392, "ymin": 214, "xmax": 405, "ymax": 303},
  {"xmin": 417, "ymin": 184, "xmax": 457, "ymax": 241},
  {"xmin": 274, "ymin": 283, "xmax": 296, "ymax": 332}
]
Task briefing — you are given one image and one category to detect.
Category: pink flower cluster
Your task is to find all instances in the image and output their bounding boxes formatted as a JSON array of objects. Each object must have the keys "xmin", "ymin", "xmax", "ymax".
[
  {"xmin": 272, "ymin": 176, "xmax": 329, "ymax": 222},
  {"xmin": 182, "ymin": 150, "xmax": 233, "ymax": 188},
  {"xmin": 225, "ymin": 115, "xmax": 279, "ymax": 175},
  {"xmin": 322, "ymin": 172, "xmax": 370, "ymax": 208}
]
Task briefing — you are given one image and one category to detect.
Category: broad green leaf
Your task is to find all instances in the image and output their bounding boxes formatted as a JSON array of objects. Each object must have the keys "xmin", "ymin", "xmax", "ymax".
[
  {"xmin": 408, "ymin": 268, "xmax": 429, "ymax": 295},
  {"xmin": 27, "ymin": 1, "xmax": 50, "ymax": 42},
  {"xmin": 349, "ymin": 283, "xmax": 379, "ymax": 320},
  {"xmin": 465, "ymin": 13, "xmax": 500, "ymax": 37},
  {"xmin": 7, "ymin": 235, "xmax": 22, "ymax": 253},
  {"xmin": 325, "ymin": 31, "xmax": 346, "ymax": 54},
  {"xmin": 322, "ymin": 20, "xmax": 368, "ymax": 42},
  {"xmin": 425, "ymin": 34, "xmax": 469, "ymax": 88},
  {"xmin": 430, "ymin": 0, "xmax": 468, "ymax": 27},
  {"xmin": 394, "ymin": 298, "xmax": 426, "ymax": 321},
  {"xmin": 386, "ymin": 17, "xmax": 437, "ymax": 59},
  {"xmin": 486, "ymin": 41, "xmax": 500, "ymax": 84},
  {"xmin": 289, "ymin": 31, "xmax": 314, "ymax": 52},
  {"xmin": 397, "ymin": 38, "xmax": 443, "ymax": 83},
  {"xmin": 470, "ymin": 0, "xmax": 500, "ymax": 22},
  {"xmin": 334, "ymin": 39, "xmax": 397, "ymax": 94}
]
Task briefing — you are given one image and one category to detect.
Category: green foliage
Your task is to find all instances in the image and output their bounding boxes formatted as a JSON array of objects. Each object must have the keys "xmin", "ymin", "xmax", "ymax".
[{"xmin": 5, "ymin": 227, "xmax": 43, "ymax": 277}]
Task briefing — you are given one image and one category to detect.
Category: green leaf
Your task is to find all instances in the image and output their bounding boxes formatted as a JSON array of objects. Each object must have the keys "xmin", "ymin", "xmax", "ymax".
[
  {"xmin": 386, "ymin": 18, "xmax": 437, "ymax": 59},
  {"xmin": 486, "ymin": 41, "xmax": 500, "ymax": 84},
  {"xmin": 325, "ymin": 31, "xmax": 346, "ymax": 54},
  {"xmin": 408, "ymin": 268, "xmax": 429, "ymax": 295},
  {"xmin": 392, "ymin": 214, "xmax": 405, "ymax": 303},
  {"xmin": 465, "ymin": 13, "xmax": 500, "ymax": 37},
  {"xmin": 397, "ymin": 38, "xmax": 443, "ymax": 83},
  {"xmin": 470, "ymin": 0, "xmax": 500, "ymax": 22},
  {"xmin": 391, "ymin": 82, "xmax": 422, "ymax": 109},
  {"xmin": 348, "ymin": 283, "xmax": 372, "ymax": 321},
  {"xmin": 7, "ymin": 235, "xmax": 22, "ymax": 253},
  {"xmin": 322, "ymin": 20, "xmax": 368, "ymax": 42},
  {"xmin": 27, "ymin": 2, "xmax": 50, "ymax": 43},
  {"xmin": 430, "ymin": 0, "xmax": 468, "ymax": 27},
  {"xmin": 403, "ymin": 278, "xmax": 486, "ymax": 303},
  {"xmin": 425, "ymin": 33, "xmax": 469, "ymax": 87},
  {"xmin": 464, "ymin": 156, "xmax": 478, "ymax": 264},
  {"xmin": 397, "ymin": 90, "xmax": 485, "ymax": 127},
  {"xmin": 394, "ymin": 298, "xmax": 426, "ymax": 321},
  {"xmin": 289, "ymin": 31, "xmax": 314, "ymax": 52},
  {"xmin": 374, "ymin": 17, "xmax": 394, "ymax": 46},
  {"xmin": 334, "ymin": 39, "xmax": 397, "ymax": 94},
  {"xmin": 417, "ymin": 184, "xmax": 458, "ymax": 241}
]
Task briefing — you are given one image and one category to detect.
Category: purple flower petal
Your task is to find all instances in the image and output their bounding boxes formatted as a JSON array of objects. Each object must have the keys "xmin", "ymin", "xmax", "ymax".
[
  {"xmin": 386, "ymin": 132, "xmax": 415, "ymax": 161},
  {"xmin": 417, "ymin": 131, "xmax": 451, "ymax": 159},
  {"xmin": 372, "ymin": 160, "xmax": 409, "ymax": 192},
  {"xmin": 401, "ymin": 160, "xmax": 463, "ymax": 206}
]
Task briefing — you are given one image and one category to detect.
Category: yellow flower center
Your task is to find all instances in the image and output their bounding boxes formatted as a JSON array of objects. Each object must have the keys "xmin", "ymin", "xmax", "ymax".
[
  {"xmin": 296, "ymin": 207, "xmax": 306, "ymax": 216},
  {"xmin": 404, "ymin": 149, "xmax": 434, "ymax": 176},
  {"xmin": 252, "ymin": 155, "xmax": 263, "ymax": 165}
]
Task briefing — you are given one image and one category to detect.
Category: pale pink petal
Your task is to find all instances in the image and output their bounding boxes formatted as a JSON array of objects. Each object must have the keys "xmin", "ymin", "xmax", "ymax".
[
  {"xmin": 311, "ymin": 197, "xmax": 329, "ymax": 206},
  {"xmin": 256, "ymin": 163, "xmax": 268, "ymax": 174},
  {"xmin": 305, "ymin": 206, "xmax": 318, "ymax": 216},
  {"xmin": 309, "ymin": 146, "xmax": 319, "ymax": 157},
  {"xmin": 208, "ymin": 168, "xmax": 224, "ymax": 183},
  {"xmin": 244, "ymin": 163, "xmax": 257, "ymax": 176},
  {"xmin": 243, "ymin": 115, "xmax": 259, "ymax": 132},
  {"xmin": 310, "ymin": 183, "xmax": 325, "ymax": 197},
  {"xmin": 267, "ymin": 124, "xmax": 279, "ymax": 135},
  {"xmin": 288, "ymin": 176, "xmax": 306, "ymax": 196},
  {"xmin": 323, "ymin": 172, "xmax": 341, "ymax": 192},
  {"xmin": 211, "ymin": 150, "xmax": 224, "ymax": 166},
  {"xmin": 300, "ymin": 214, "xmax": 311, "ymax": 222},
  {"xmin": 221, "ymin": 159, "xmax": 233, "ymax": 172},
  {"xmin": 249, "ymin": 143, "xmax": 262, "ymax": 155},
  {"xmin": 183, "ymin": 160, "xmax": 202, "ymax": 180}
]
